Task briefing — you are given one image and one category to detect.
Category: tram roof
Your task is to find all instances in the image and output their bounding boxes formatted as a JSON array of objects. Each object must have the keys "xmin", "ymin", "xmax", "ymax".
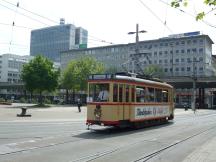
[{"xmin": 88, "ymin": 74, "xmax": 173, "ymax": 88}]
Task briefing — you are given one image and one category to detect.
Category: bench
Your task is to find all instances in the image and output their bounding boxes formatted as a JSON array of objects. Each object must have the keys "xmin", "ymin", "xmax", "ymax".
[{"xmin": 17, "ymin": 107, "xmax": 32, "ymax": 117}]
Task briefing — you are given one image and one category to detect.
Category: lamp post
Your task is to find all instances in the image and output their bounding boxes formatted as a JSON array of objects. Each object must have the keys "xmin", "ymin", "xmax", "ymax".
[
  {"xmin": 191, "ymin": 57, "xmax": 200, "ymax": 112},
  {"xmin": 128, "ymin": 24, "xmax": 147, "ymax": 73}
]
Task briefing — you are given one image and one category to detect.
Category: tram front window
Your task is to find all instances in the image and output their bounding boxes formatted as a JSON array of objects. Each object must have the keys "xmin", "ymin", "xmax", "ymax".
[{"xmin": 89, "ymin": 83, "xmax": 109, "ymax": 102}]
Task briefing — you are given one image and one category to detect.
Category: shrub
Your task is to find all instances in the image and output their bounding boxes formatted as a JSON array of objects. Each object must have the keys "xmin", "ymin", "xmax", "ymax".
[
  {"xmin": 44, "ymin": 98, "xmax": 51, "ymax": 104},
  {"xmin": 20, "ymin": 97, "xmax": 27, "ymax": 103}
]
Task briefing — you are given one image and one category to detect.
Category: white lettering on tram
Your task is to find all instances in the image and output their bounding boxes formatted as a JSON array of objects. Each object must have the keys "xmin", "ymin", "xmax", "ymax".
[{"xmin": 135, "ymin": 106, "xmax": 170, "ymax": 119}]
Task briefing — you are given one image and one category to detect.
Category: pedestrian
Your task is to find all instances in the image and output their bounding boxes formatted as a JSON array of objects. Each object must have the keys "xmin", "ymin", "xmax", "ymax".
[{"xmin": 77, "ymin": 98, "xmax": 82, "ymax": 112}]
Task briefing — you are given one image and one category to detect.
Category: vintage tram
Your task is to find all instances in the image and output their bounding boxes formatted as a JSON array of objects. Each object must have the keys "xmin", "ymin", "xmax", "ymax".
[{"xmin": 86, "ymin": 73, "xmax": 174, "ymax": 128}]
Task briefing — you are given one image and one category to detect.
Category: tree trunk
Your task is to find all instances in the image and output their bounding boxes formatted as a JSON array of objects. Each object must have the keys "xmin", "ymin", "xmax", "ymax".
[
  {"xmin": 72, "ymin": 90, "xmax": 75, "ymax": 104},
  {"xmin": 66, "ymin": 89, "xmax": 69, "ymax": 104},
  {"xmin": 39, "ymin": 91, "xmax": 43, "ymax": 105}
]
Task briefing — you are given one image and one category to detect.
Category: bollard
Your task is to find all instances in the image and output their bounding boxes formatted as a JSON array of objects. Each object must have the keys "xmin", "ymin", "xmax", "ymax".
[{"xmin": 17, "ymin": 107, "xmax": 31, "ymax": 117}]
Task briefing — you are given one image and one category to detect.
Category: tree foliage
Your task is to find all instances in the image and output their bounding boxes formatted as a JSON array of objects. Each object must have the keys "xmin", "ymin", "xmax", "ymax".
[
  {"xmin": 61, "ymin": 56, "xmax": 105, "ymax": 92},
  {"xmin": 105, "ymin": 66, "xmax": 119, "ymax": 74},
  {"xmin": 21, "ymin": 55, "xmax": 60, "ymax": 103},
  {"xmin": 144, "ymin": 65, "xmax": 164, "ymax": 78},
  {"xmin": 171, "ymin": 0, "xmax": 216, "ymax": 20}
]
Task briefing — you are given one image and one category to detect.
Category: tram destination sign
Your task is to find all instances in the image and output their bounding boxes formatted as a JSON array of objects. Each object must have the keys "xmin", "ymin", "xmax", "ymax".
[{"xmin": 135, "ymin": 106, "xmax": 169, "ymax": 119}]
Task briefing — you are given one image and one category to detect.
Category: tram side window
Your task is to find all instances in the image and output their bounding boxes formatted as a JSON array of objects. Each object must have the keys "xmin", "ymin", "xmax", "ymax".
[
  {"xmin": 119, "ymin": 84, "xmax": 123, "ymax": 102},
  {"xmin": 155, "ymin": 89, "xmax": 162, "ymax": 102},
  {"xmin": 136, "ymin": 86, "xmax": 146, "ymax": 103},
  {"xmin": 147, "ymin": 87, "xmax": 155, "ymax": 102},
  {"xmin": 89, "ymin": 83, "xmax": 109, "ymax": 102},
  {"xmin": 113, "ymin": 84, "xmax": 118, "ymax": 102},
  {"xmin": 126, "ymin": 85, "xmax": 130, "ymax": 102},
  {"xmin": 162, "ymin": 90, "xmax": 168, "ymax": 102},
  {"xmin": 131, "ymin": 86, "xmax": 135, "ymax": 102}
]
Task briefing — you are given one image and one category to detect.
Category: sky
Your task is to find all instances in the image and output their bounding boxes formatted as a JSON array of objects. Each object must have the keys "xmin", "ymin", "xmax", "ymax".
[{"xmin": 0, "ymin": 0, "xmax": 215, "ymax": 56}]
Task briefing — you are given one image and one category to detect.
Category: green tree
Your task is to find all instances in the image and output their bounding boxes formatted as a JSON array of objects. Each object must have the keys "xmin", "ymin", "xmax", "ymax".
[
  {"xmin": 21, "ymin": 55, "xmax": 59, "ymax": 105},
  {"xmin": 144, "ymin": 65, "xmax": 164, "ymax": 78},
  {"xmin": 61, "ymin": 56, "xmax": 104, "ymax": 103},
  {"xmin": 171, "ymin": 0, "xmax": 216, "ymax": 20},
  {"xmin": 105, "ymin": 66, "xmax": 119, "ymax": 74}
]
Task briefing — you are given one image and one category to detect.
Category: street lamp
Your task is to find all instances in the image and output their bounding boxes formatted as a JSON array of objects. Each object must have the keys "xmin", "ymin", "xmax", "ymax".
[{"xmin": 128, "ymin": 24, "xmax": 147, "ymax": 73}]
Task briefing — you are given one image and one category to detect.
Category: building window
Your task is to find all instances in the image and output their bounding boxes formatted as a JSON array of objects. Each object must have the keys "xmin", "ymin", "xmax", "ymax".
[
  {"xmin": 164, "ymin": 51, "xmax": 168, "ymax": 54},
  {"xmin": 192, "ymin": 48, "xmax": 197, "ymax": 53},
  {"xmin": 164, "ymin": 59, "xmax": 168, "ymax": 64},
  {"xmin": 148, "ymin": 44, "xmax": 152, "ymax": 49},
  {"xmin": 187, "ymin": 49, "xmax": 190, "ymax": 54},
  {"xmin": 199, "ymin": 57, "xmax": 203, "ymax": 62},
  {"xmin": 199, "ymin": 39, "xmax": 203, "ymax": 44},
  {"xmin": 187, "ymin": 40, "xmax": 191, "ymax": 44},
  {"xmin": 193, "ymin": 40, "xmax": 197, "ymax": 44},
  {"xmin": 176, "ymin": 42, "xmax": 179, "ymax": 45},
  {"xmin": 154, "ymin": 52, "xmax": 157, "ymax": 56},
  {"xmin": 159, "ymin": 51, "xmax": 162, "ymax": 56},
  {"xmin": 181, "ymin": 41, "xmax": 185, "ymax": 45},
  {"xmin": 181, "ymin": 58, "xmax": 185, "ymax": 62},
  {"xmin": 159, "ymin": 60, "xmax": 162, "ymax": 64},
  {"xmin": 175, "ymin": 59, "xmax": 179, "ymax": 63},
  {"xmin": 164, "ymin": 68, "xmax": 168, "ymax": 72},
  {"xmin": 199, "ymin": 67, "xmax": 203, "ymax": 71},
  {"xmin": 187, "ymin": 58, "xmax": 191, "ymax": 62},
  {"xmin": 170, "ymin": 50, "xmax": 173, "ymax": 54},
  {"xmin": 181, "ymin": 67, "xmax": 185, "ymax": 71},
  {"xmin": 199, "ymin": 48, "xmax": 203, "ymax": 53},
  {"xmin": 175, "ymin": 67, "xmax": 179, "ymax": 72},
  {"xmin": 176, "ymin": 50, "xmax": 179, "ymax": 54},
  {"xmin": 181, "ymin": 49, "xmax": 185, "ymax": 53},
  {"xmin": 187, "ymin": 67, "xmax": 190, "ymax": 71}
]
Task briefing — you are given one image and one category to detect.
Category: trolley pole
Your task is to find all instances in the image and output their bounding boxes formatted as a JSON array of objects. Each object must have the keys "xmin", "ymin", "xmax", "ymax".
[
  {"xmin": 191, "ymin": 58, "xmax": 200, "ymax": 112},
  {"xmin": 128, "ymin": 24, "xmax": 146, "ymax": 73}
]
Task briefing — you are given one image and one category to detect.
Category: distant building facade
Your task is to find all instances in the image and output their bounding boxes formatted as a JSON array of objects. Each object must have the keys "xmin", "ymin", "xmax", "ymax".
[
  {"xmin": 0, "ymin": 54, "xmax": 33, "ymax": 98},
  {"xmin": 0, "ymin": 54, "xmax": 34, "ymax": 83},
  {"xmin": 61, "ymin": 31, "xmax": 215, "ymax": 77},
  {"xmin": 0, "ymin": 54, "xmax": 60, "ymax": 100},
  {"xmin": 30, "ymin": 19, "xmax": 88, "ymax": 62}
]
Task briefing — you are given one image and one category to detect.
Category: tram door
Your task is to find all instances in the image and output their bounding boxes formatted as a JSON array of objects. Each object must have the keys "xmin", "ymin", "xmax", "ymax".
[
  {"xmin": 118, "ymin": 84, "xmax": 124, "ymax": 120},
  {"xmin": 114, "ymin": 84, "xmax": 130, "ymax": 121},
  {"xmin": 119, "ymin": 84, "xmax": 130, "ymax": 121}
]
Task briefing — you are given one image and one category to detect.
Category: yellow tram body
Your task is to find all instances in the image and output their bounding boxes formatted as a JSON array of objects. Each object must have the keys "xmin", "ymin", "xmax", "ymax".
[{"xmin": 86, "ymin": 74, "xmax": 174, "ymax": 127}]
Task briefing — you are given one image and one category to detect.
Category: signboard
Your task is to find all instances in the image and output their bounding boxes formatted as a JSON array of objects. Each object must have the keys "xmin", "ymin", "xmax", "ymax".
[
  {"xmin": 79, "ymin": 44, "xmax": 87, "ymax": 49},
  {"xmin": 135, "ymin": 105, "xmax": 170, "ymax": 120}
]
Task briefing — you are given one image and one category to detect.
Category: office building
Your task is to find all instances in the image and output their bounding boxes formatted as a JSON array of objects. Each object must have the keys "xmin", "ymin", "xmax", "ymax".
[
  {"xmin": 0, "ymin": 54, "xmax": 34, "ymax": 83},
  {"xmin": 61, "ymin": 31, "xmax": 215, "ymax": 77},
  {"xmin": 30, "ymin": 19, "xmax": 88, "ymax": 62}
]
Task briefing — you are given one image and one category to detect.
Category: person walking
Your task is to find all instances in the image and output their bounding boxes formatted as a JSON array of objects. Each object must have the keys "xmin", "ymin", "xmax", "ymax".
[{"xmin": 77, "ymin": 98, "xmax": 82, "ymax": 112}]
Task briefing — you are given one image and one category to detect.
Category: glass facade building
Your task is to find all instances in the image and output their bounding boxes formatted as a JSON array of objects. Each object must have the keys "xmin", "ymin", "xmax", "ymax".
[{"xmin": 30, "ymin": 24, "xmax": 88, "ymax": 62}]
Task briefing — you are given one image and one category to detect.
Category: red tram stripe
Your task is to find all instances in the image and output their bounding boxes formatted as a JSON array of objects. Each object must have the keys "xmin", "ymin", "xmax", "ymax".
[{"xmin": 86, "ymin": 120, "xmax": 119, "ymax": 125}]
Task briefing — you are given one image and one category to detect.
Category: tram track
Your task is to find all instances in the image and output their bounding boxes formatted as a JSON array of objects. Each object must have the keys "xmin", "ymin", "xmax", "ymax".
[
  {"xmin": 133, "ymin": 125, "xmax": 216, "ymax": 162},
  {"xmin": 70, "ymin": 123, "xmax": 216, "ymax": 162},
  {"xmin": 0, "ymin": 129, "xmax": 88, "ymax": 156}
]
